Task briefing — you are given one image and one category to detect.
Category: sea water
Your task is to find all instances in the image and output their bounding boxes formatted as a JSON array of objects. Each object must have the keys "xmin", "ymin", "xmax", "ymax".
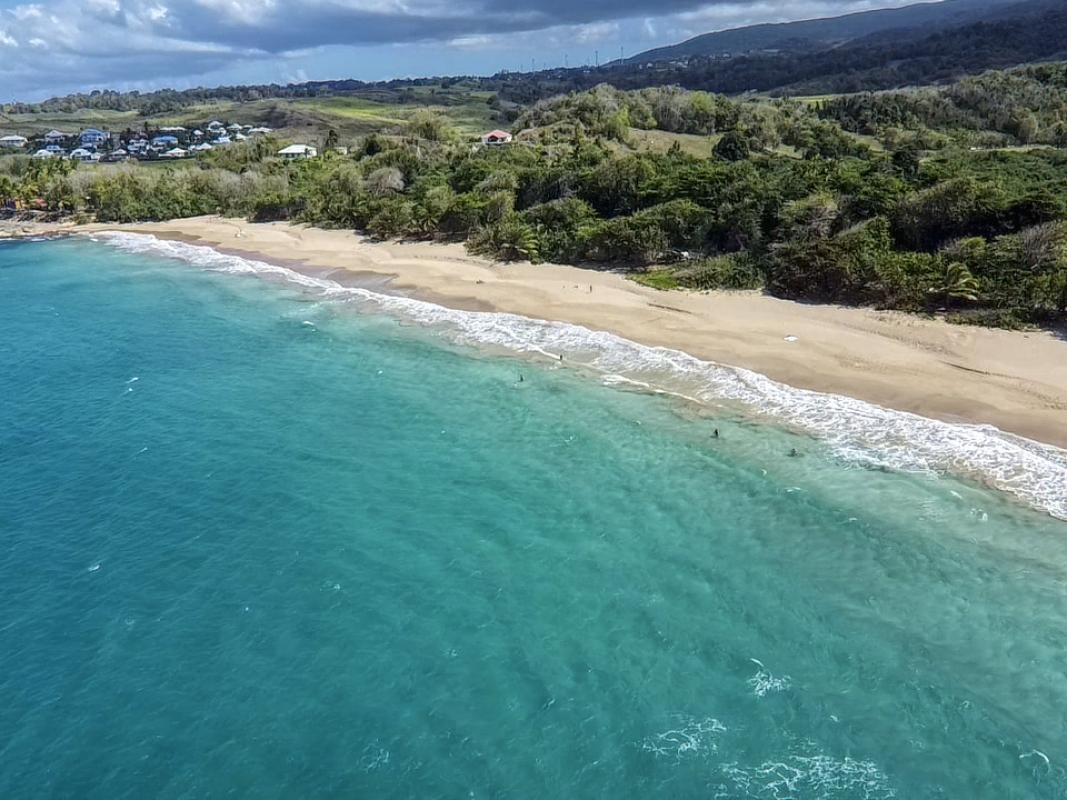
[{"xmin": 2, "ymin": 236, "xmax": 1067, "ymax": 799}]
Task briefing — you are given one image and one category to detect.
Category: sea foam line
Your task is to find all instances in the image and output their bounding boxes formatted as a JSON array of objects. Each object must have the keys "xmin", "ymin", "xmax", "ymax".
[{"xmin": 95, "ymin": 231, "xmax": 1067, "ymax": 521}]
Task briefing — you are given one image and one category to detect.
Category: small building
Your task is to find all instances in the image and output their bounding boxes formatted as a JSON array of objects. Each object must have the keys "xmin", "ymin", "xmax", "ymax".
[
  {"xmin": 277, "ymin": 144, "xmax": 317, "ymax": 160},
  {"xmin": 161, "ymin": 147, "xmax": 188, "ymax": 159},
  {"xmin": 191, "ymin": 142, "xmax": 214, "ymax": 153},
  {"xmin": 226, "ymin": 123, "xmax": 242, "ymax": 132},
  {"xmin": 151, "ymin": 135, "xmax": 179, "ymax": 148},
  {"xmin": 481, "ymin": 129, "xmax": 513, "ymax": 146},
  {"xmin": 0, "ymin": 135, "xmax": 28, "ymax": 149},
  {"xmin": 159, "ymin": 126, "xmax": 186, "ymax": 133},
  {"xmin": 44, "ymin": 143, "xmax": 65, "ymax": 154},
  {"xmin": 69, "ymin": 148, "xmax": 99, "ymax": 162},
  {"xmin": 32, "ymin": 148, "xmax": 57, "ymax": 159},
  {"xmin": 79, "ymin": 129, "xmax": 109, "ymax": 146},
  {"xmin": 102, "ymin": 149, "xmax": 129, "ymax": 163},
  {"xmin": 44, "ymin": 130, "xmax": 70, "ymax": 144},
  {"xmin": 249, "ymin": 126, "xmax": 273, "ymax": 135},
  {"xmin": 207, "ymin": 120, "xmax": 224, "ymax": 131},
  {"xmin": 212, "ymin": 135, "xmax": 231, "ymax": 146}
]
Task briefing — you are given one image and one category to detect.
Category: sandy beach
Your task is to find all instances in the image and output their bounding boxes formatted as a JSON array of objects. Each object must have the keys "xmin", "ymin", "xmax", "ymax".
[{"xmin": 6, "ymin": 215, "xmax": 1067, "ymax": 449}]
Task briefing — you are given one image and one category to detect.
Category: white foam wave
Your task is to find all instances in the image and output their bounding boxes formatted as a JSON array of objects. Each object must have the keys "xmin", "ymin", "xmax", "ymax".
[
  {"xmin": 748, "ymin": 658, "xmax": 792, "ymax": 698},
  {"xmin": 94, "ymin": 231, "xmax": 1067, "ymax": 521},
  {"xmin": 641, "ymin": 714, "xmax": 727, "ymax": 761},
  {"xmin": 719, "ymin": 754, "xmax": 896, "ymax": 799}
]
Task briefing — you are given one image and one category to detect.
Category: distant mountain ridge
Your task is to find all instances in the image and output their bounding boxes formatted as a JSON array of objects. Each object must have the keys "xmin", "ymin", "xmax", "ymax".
[{"xmin": 625, "ymin": 0, "xmax": 1027, "ymax": 64}]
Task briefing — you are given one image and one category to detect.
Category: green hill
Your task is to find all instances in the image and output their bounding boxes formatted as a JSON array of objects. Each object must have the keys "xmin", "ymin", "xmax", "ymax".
[{"xmin": 624, "ymin": 0, "xmax": 1030, "ymax": 64}]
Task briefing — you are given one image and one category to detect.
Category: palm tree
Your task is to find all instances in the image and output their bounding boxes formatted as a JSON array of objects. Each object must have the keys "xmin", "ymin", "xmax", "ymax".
[{"xmin": 930, "ymin": 261, "xmax": 980, "ymax": 309}]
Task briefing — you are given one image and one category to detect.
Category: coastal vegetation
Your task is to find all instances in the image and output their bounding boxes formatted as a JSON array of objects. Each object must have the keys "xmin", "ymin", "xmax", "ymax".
[{"xmin": 3, "ymin": 69, "xmax": 1067, "ymax": 327}]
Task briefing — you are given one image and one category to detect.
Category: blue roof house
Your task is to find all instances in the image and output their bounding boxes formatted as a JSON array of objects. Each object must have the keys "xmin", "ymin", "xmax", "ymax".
[
  {"xmin": 79, "ymin": 129, "xmax": 110, "ymax": 146},
  {"xmin": 151, "ymin": 135, "xmax": 179, "ymax": 147}
]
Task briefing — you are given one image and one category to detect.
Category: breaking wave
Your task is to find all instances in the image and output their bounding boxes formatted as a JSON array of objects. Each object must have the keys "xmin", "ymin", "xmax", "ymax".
[
  {"xmin": 640, "ymin": 714, "xmax": 727, "ymax": 762},
  {"xmin": 748, "ymin": 658, "xmax": 792, "ymax": 698},
  {"xmin": 96, "ymin": 231, "xmax": 1067, "ymax": 521},
  {"xmin": 717, "ymin": 754, "xmax": 896, "ymax": 800}
]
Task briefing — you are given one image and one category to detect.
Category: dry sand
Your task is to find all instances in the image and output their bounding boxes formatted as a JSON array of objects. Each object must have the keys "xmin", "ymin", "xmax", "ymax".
[{"xmin": 6, "ymin": 215, "xmax": 1067, "ymax": 449}]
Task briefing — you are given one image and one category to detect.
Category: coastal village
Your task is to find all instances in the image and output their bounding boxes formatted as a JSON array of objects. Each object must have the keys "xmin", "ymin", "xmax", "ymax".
[
  {"xmin": 0, "ymin": 123, "xmax": 515, "ymax": 164},
  {"xmin": 0, "ymin": 121, "xmax": 295, "ymax": 162}
]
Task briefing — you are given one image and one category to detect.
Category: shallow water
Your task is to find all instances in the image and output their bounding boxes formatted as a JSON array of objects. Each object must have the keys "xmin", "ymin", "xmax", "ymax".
[{"xmin": 2, "ymin": 237, "xmax": 1067, "ymax": 799}]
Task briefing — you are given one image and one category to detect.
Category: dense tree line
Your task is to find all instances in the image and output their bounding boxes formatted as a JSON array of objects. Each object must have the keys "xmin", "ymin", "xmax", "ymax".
[
  {"xmin": 0, "ymin": 78, "xmax": 481, "ymax": 116},
  {"xmin": 818, "ymin": 64, "xmax": 1067, "ymax": 148}
]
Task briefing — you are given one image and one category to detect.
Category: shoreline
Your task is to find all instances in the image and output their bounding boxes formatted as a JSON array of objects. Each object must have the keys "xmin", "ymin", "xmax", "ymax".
[{"xmin": 5, "ymin": 215, "xmax": 1067, "ymax": 452}]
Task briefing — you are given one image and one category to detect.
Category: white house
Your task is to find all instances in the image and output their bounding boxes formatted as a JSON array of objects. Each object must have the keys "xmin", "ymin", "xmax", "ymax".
[
  {"xmin": 44, "ymin": 130, "xmax": 69, "ymax": 144},
  {"xmin": 0, "ymin": 135, "xmax": 28, "ymax": 149},
  {"xmin": 69, "ymin": 148, "xmax": 99, "ymax": 162},
  {"xmin": 31, "ymin": 149, "xmax": 57, "ymax": 159},
  {"xmin": 191, "ymin": 142, "xmax": 214, "ymax": 153},
  {"xmin": 249, "ymin": 126, "xmax": 273, "ymax": 135},
  {"xmin": 481, "ymin": 129, "xmax": 513, "ymax": 146},
  {"xmin": 207, "ymin": 120, "xmax": 224, "ymax": 131},
  {"xmin": 159, "ymin": 126, "xmax": 186, "ymax": 133},
  {"xmin": 162, "ymin": 147, "xmax": 188, "ymax": 159},
  {"xmin": 212, "ymin": 135, "xmax": 232, "ymax": 146},
  {"xmin": 79, "ymin": 129, "xmax": 109, "ymax": 146},
  {"xmin": 278, "ymin": 144, "xmax": 317, "ymax": 160}
]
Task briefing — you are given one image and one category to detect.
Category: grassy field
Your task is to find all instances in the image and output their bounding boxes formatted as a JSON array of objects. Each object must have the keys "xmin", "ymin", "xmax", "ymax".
[
  {"xmin": 790, "ymin": 94, "xmax": 842, "ymax": 106},
  {"xmin": 625, "ymin": 128, "xmax": 721, "ymax": 158},
  {"xmin": 0, "ymin": 108, "xmax": 141, "ymax": 136},
  {"xmin": 0, "ymin": 84, "xmax": 502, "ymax": 146}
]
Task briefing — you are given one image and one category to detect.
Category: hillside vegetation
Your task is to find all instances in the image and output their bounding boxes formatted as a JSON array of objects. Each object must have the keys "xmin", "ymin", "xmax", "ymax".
[
  {"xmin": 2, "ymin": 74, "xmax": 1066, "ymax": 328},
  {"xmin": 624, "ymin": 0, "xmax": 1024, "ymax": 64},
  {"xmin": 0, "ymin": 83, "xmax": 502, "ymax": 141}
]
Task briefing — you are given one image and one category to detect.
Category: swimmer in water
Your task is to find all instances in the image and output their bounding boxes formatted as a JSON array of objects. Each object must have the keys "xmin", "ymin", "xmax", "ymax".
[
  {"xmin": 518, "ymin": 374, "xmax": 524, "ymax": 383},
  {"xmin": 789, "ymin": 448, "xmax": 799, "ymax": 457},
  {"xmin": 713, "ymin": 429, "xmax": 719, "ymax": 438}
]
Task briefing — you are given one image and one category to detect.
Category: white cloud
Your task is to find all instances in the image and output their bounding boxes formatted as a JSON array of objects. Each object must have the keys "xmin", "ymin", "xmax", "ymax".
[
  {"xmin": 12, "ymin": 4, "xmax": 44, "ymax": 20},
  {"xmin": 678, "ymin": 0, "xmax": 919, "ymax": 26},
  {"xmin": 192, "ymin": 0, "xmax": 276, "ymax": 25},
  {"xmin": 448, "ymin": 34, "xmax": 497, "ymax": 50},
  {"xmin": 574, "ymin": 21, "xmax": 619, "ymax": 43},
  {"xmin": 84, "ymin": 0, "xmax": 121, "ymax": 16}
]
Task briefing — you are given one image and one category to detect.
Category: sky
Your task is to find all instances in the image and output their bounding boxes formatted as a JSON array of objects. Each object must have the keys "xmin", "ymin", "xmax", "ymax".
[{"xmin": 0, "ymin": 0, "xmax": 926, "ymax": 101}]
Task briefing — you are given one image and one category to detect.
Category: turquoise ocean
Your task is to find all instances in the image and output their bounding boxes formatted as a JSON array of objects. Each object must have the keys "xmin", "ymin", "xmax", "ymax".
[{"xmin": 3, "ymin": 234, "xmax": 1067, "ymax": 799}]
